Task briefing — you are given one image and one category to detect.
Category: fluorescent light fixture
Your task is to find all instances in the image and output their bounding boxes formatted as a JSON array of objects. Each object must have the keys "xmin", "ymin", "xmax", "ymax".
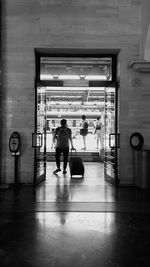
[
  {"xmin": 45, "ymin": 87, "xmax": 106, "ymax": 91},
  {"xmin": 40, "ymin": 74, "xmax": 53, "ymax": 80},
  {"xmin": 41, "ymin": 74, "xmax": 107, "ymax": 81},
  {"xmin": 59, "ymin": 75, "xmax": 80, "ymax": 80},
  {"xmin": 85, "ymin": 75, "xmax": 107, "ymax": 80},
  {"xmin": 79, "ymin": 75, "xmax": 86, "ymax": 79}
]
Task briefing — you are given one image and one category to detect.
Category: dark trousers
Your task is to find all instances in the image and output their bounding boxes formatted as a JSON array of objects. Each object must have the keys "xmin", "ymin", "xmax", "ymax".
[{"xmin": 55, "ymin": 147, "xmax": 69, "ymax": 170}]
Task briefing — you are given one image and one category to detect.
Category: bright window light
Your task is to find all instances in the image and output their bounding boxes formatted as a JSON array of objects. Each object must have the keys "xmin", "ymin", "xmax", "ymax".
[
  {"xmin": 40, "ymin": 74, "xmax": 53, "ymax": 80},
  {"xmin": 59, "ymin": 75, "xmax": 80, "ymax": 80},
  {"xmin": 85, "ymin": 75, "xmax": 107, "ymax": 80},
  {"xmin": 40, "ymin": 74, "xmax": 107, "ymax": 81}
]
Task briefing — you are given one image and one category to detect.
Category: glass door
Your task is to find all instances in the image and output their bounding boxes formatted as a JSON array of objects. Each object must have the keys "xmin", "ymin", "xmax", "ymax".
[
  {"xmin": 34, "ymin": 86, "xmax": 47, "ymax": 184},
  {"xmin": 104, "ymin": 86, "xmax": 119, "ymax": 185}
]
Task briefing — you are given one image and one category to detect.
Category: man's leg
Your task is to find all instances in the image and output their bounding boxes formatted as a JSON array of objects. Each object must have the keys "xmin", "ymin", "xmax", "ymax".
[
  {"xmin": 63, "ymin": 148, "xmax": 69, "ymax": 173},
  {"xmin": 53, "ymin": 148, "xmax": 61, "ymax": 173}
]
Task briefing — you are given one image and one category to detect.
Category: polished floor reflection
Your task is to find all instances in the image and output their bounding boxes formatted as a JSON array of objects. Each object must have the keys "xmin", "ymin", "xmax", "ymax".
[
  {"xmin": 1, "ymin": 162, "xmax": 150, "ymax": 266},
  {"xmin": 0, "ymin": 210, "xmax": 150, "ymax": 267},
  {"xmin": 1, "ymin": 162, "xmax": 150, "ymax": 207},
  {"xmin": 37, "ymin": 162, "xmax": 108, "ymax": 203},
  {"xmin": 35, "ymin": 162, "xmax": 150, "ymax": 204}
]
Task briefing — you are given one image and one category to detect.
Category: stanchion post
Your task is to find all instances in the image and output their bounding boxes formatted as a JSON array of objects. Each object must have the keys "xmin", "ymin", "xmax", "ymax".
[
  {"xmin": 14, "ymin": 155, "xmax": 19, "ymax": 185},
  {"xmin": 9, "ymin": 131, "xmax": 21, "ymax": 185}
]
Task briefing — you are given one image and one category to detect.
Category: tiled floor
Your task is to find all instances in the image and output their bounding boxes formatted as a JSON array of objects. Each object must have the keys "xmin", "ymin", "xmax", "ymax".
[{"xmin": 0, "ymin": 162, "xmax": 150, "ymax": 266}]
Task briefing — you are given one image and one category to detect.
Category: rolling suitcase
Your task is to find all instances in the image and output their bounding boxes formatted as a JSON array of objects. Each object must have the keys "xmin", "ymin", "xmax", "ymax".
[{"xmin": 69, "ymin": 149, "xmax": 84, "ymax": 178}]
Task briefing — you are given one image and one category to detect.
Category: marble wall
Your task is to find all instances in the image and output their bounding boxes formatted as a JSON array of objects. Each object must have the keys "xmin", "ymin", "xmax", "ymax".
[
  {"xmin": 141, "ymin": 0, "xmax": 150, "ymax": 59},
  {"xmin": 2, "ymin": 0, "xmax": 146, "ymax": 184}
]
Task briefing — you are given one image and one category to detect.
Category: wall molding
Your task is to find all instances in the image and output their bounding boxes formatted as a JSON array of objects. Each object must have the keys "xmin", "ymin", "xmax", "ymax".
[{"xmin": 128, "ymin": 61, "xmax": 150, "ymax": 72}]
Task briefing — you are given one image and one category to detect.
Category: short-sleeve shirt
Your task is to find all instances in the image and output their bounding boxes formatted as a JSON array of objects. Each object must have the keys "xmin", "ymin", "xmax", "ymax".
[{"xmin": 55, "ymin": 126, "xmax": 71, "ymax": 149}]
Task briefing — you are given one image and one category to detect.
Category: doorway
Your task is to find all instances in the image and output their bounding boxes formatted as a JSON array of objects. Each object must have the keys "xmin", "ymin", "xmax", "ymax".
[
  {"xmin": 46, "ymin": 86, "xmax": 105, "ymax": 161},
  {"xmin": 34, "ymin": 50, "xmax": 119, "ymax": 201}
]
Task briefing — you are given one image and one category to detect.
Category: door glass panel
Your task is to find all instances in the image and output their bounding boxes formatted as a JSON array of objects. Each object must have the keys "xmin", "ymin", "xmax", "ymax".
[
  {"xmin": 40, "ymin": 57, "xmax": 112, "ymax": 81},
  {"xmin": 46, "ymin": 86, "xmax": 105, "ymax": 154},
  {"xmin": 36, "ymin": 87, "xmax": 47, "ymax": 182},
  {"xmin": 104, "ymin": 87, "xmax": 116, "ymax": 182}
]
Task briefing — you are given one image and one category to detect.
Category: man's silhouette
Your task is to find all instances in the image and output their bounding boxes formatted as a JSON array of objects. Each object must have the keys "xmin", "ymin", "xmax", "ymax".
[{"xmin": 53, "ymin": 119, "xmax": 75, "ymax": 174}]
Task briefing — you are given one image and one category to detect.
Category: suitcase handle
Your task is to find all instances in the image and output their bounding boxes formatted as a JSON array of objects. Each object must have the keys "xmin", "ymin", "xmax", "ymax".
[{"xmin": 70, "ymin": 148, "xmax": 77, "ymax": 156}]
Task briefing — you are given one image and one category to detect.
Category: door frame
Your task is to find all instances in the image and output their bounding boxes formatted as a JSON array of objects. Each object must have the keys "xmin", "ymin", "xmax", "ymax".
[
  {"xmin": 34, "ymin": 48, "xmax": 120, "ymax": 185},
  {"xmin": 33, "ymin": 81, "xmax": 47, "ymax": 185},
  {"xmin": 104, "ymin": 84, "xmax": 119, "ymax": 186}
]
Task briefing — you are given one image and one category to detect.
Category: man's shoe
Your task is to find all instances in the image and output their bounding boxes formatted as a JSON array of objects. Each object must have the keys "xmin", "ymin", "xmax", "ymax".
[
  {"xmin": 63, "ymin": 170, "xmax": 67, "ymax": 174},
  {"xmin": 53, "ymin": 168, "xmax": 61, "ymax": 174}
]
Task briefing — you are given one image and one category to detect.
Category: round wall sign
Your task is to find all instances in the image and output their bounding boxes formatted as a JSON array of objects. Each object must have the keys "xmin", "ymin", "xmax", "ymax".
[{"xmin": 130, "ymin": 132, "xmax": 144, "ymax": 151}]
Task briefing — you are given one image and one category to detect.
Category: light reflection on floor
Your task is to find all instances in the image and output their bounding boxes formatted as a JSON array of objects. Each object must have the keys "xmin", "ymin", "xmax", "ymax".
[
  {"xmin": 36, "ymin": 162, "xmax": 116, "ymax": 202},
  {"xmin": 36, "ymin": 212, "xmax": 115, "ymax": 234}
]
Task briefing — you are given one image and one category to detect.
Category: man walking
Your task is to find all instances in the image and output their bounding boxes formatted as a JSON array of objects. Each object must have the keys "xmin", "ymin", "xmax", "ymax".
[{"xmin": 53, "ymin": 119, "xmax": 75, "ymax": 174}]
